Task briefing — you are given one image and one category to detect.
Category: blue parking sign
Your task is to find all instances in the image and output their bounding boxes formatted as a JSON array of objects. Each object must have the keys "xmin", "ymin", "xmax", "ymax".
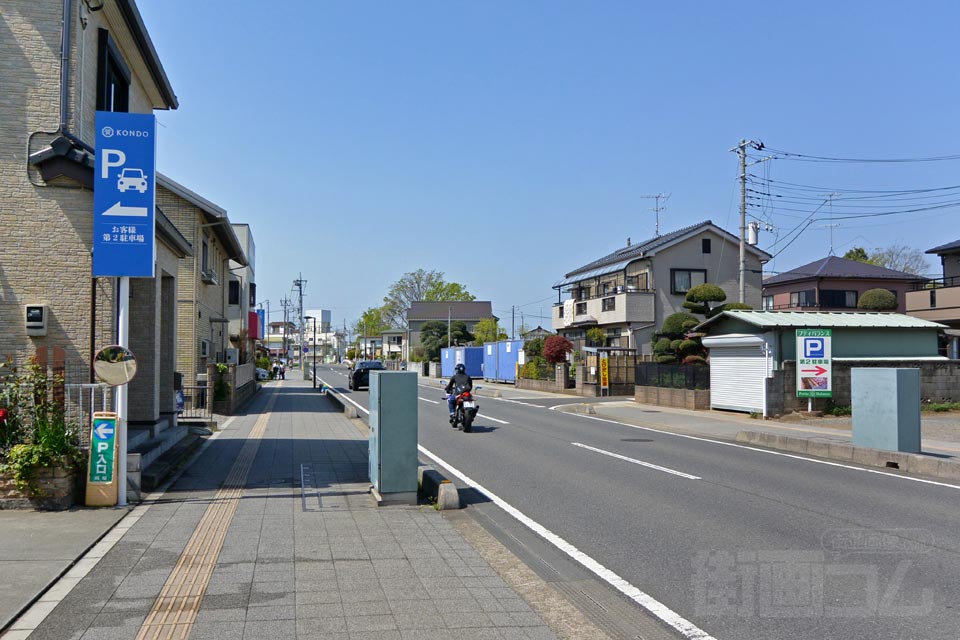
[{"xmin": 93, "ymin": 111, "xmax": 156, "ymax": 277}]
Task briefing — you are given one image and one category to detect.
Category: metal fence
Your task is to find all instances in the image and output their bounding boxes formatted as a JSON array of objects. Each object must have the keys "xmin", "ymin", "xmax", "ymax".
[
  {"xmin": 635, "ymin": 363, "xmax": 709, "ymax": 390},
  {"xmin": 180, "ymin": 384, "xmax": 211, "ymax": 420}
]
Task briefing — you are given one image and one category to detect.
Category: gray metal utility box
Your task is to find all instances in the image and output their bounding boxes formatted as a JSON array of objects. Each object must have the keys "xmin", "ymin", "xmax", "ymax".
[
  {"xmin": 851, "ymin": 368, "xmax": 921, "ymax": 453},
  {"xmin": 368, "ymin": 371, "xmax": 419, "ymax": 505}
]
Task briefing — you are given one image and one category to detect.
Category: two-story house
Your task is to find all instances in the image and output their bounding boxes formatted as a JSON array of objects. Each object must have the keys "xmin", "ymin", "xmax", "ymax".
[
  {"xmin": 156, "ymin": 174, "xmax": 247, "ymax": 387},
  {"xmin": 1, "ymin": 0, "xmax": 187, "ymax": 439},
  {"xmin": 762, "ymin": 256, "xmax": 919, "ymax": 312},
  {"xmin": 905, "ymin": 238, "xmax": 960, "ymax": 358},
  {"xmin": 551, "ymin": 221, "xmax": 769, "ymax": 352},
  {"xmin": 405, "ymin": 301, "xmax": 495, "ymax": 360},
  {"xmin": 228, "ymin": 223, "xmax": 257, "ymax": 364}
]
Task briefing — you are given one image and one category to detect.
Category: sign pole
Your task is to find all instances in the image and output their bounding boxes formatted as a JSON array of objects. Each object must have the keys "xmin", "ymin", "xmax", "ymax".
[{"xmin": 116, "ymin": 276, "xmax": 129, "ymax": 506}]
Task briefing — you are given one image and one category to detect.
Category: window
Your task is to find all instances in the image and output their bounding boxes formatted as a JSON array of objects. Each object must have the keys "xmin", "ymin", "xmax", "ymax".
[
  {"xmin": 790, "ymin": 289, "xmax": 816, "ymax": 307},
  {"xmin": 96, "ymin": 30, "xmax": 130, "ymax": 112},
  {"xmin": 702, "ymin": 238, "xmax": 712, "ymax": 254},
  {"xmin": 249, "ymin": 283, "xmax": 256, "ymax": 307},
  {"xmin": 670, "ymin": 269, "xmax": 706, "ymax": 294},
  {"xmin": 930, "ymin": 289, "xmax": 937, "ymax": 308},
  {"xmin": 820, "ymin": 290, "xmax": 858, "ymax": 309},
  {"xmin": 557, "ymin": 306, "xmax": 564, "ymax": 318},
  {"xmin": 575, "ymin": 302, "xmax": 587, "ymax": 316},
  {"xmin": 762, "ymin": 295, "xmax": 774, "ymax": 310},
  {"xmin": 228, "ymin": 281, "xmax": 241, "ymax": 306},
  {"xmin": 602, "ymin": 297, "xmax": 616, "ymax": 311},
  {"xmin": 626, "ymin": 273, "xmax": 649, "ymax": 292},
  {"xmin": 201, "ymin": 236, "xmax": 210, "ymax": 273}
]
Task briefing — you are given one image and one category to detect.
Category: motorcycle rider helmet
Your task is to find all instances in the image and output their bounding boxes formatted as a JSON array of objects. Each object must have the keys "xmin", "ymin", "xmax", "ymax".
[{"xmin": 455, "ymin": 363, "xmax": 466, "ymax": 375}]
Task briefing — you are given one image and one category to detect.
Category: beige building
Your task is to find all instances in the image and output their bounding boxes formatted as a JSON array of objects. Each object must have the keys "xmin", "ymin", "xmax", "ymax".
[
  {"xmin": 0, "ymin": 0, "xmax": 184, "ymax": 433},
  {"xmin": 156, "ymin": 175, "xmax": 247, "ymax": 387},
  {"xmin": 551, "ymin": 221, "xmax": 770, "ymax": 352}
]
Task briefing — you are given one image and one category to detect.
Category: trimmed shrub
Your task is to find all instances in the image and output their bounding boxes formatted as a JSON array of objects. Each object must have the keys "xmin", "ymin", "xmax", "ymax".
[
  {"xmin": 858, "ymin": 288, "xmax": 898, "ymax": 311},
  {"xmin": 653, "ymin": 338, "xmax": 673, "ymax": 354},
  {"xmin": 681, "ymin": 355, "xmax": 707, "ymax": 365},
  {"xmin": 655, "ymin": 354, "xmax": 677, "ymax": 364},
  {"xmin": 660, "ymin": 312, "xmax": 701, "ymax": 337}
]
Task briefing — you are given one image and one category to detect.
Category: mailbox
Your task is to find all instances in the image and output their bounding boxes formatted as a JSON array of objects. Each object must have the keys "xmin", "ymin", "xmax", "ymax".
[{"xmin": 368, "ymin": 371, "xmax": 418, "ymax": 505}]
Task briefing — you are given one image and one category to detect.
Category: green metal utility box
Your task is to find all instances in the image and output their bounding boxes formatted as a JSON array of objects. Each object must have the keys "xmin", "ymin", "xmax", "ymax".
[
  {"xmin": 851, "ymin": 368, "xmax": 921, "ymax": 453},
  {"xmin": 368, "ymin": 371, "xmax": 419, "ymax": 505}
]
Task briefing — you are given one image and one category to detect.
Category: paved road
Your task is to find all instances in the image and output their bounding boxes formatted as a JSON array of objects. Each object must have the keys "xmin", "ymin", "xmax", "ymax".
[{"xmin": 317, "ymin": 364, "xmax": 960, "ymax": 640}]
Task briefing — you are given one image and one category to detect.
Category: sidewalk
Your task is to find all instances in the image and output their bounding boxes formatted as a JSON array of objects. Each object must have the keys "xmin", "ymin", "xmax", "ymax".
[{"xmin": 3, "ymin": 378, "xmax": 591, "ymax": 640}]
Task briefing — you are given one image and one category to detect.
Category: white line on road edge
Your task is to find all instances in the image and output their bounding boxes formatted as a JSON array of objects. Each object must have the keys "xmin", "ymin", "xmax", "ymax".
[
  {"xmin": 418, "ymin": 397, "xmax": 441, "ymax": 404},
  {"xmin": 572, "ymin": 413, "xmax": 960, "ymax": 491},
  {"xmin": 416, "ymin": 445, "xmax": 716, "ymax": 640},
  {"xmin": 572, "ymin": 442, "xmax": 701, "ymax": 480},
  {"xmin": 484, "ymin": 415, "xmax": 510, "ymax": 425},
  {"xmin": 317, "ymin": 378, "xmax": 370, "ymax": 415}
]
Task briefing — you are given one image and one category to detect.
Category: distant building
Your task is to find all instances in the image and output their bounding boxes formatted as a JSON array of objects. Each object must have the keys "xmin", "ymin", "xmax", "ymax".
[{"xmin": 405, "ymin": 301, "xmax": 495, "ymax": 360}]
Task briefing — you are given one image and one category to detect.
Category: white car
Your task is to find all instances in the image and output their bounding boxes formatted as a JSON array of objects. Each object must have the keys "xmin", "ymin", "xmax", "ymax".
[
  {"xmin": 255, "ymin": 367, "xmax": 269, "ymax": 381},
  {"xmin": 118, "ymin": 168, "xmax": 148, "ymax": 193}
]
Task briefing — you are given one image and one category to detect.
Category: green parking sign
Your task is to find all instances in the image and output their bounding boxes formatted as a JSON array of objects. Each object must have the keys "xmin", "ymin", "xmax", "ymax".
[{"xmin": 88, "ymin": 415, "xmax": 117, "ymax": 483}]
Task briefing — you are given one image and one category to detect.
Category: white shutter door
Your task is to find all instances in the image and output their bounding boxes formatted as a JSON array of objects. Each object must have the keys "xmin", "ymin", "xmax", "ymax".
[{"xmin": 709, "ymin": 346, "xmax": 766, "ymax": 413}]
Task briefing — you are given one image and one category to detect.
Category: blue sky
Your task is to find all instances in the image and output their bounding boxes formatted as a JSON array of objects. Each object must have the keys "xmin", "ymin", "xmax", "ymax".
[{"xmin": 138, "ymin": 1, "xmax": 960, "ymax": 329}]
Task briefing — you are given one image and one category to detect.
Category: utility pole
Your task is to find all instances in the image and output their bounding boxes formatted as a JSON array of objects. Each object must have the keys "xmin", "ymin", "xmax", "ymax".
[
  {"xmin": 641, "ymin": 193, "xmax": 670, "ymax": 237},
  {"xmin": 730, "ymin": 139, "xmax": 769, "ymax": 304},
  {"xmin": 511, "ymin": 306, "xmax": 515, "ymax": 340},
  {"xmin": 293, "ymin": 274, "xmax": 306, "ymax": 374},
  {"xmin": 447, "ymin": 306, "xmax": 451, "ymax": 348}
]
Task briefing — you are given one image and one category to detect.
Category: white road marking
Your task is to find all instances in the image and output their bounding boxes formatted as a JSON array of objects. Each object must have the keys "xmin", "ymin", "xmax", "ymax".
[
  {"xmin": 418, "ymin": 397, "xmax": 441, "ymax": 404},
  {"xmin": 416, "ymin": 445, "xmax": 717, "ymax": 640},
  {"xmin": 317, "ymin": 378, "xmax": 370, "ymax": 415},
  {"xmin": 483, "ymin": 415, "xmax": 510, "ymax": 425},
  {"xmin": 572, "ymin": 413, "xmax": 960, "ymax": 491},
  {"xmin": 488, "ymin": 397, "xmax": 544, "ymax": 408},
  {"xmin": 572, "ymin": 442, "xmax": 700, "ymax": 480}
]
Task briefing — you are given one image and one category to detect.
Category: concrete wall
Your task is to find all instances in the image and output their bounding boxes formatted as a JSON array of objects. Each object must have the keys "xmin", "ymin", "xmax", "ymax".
[
  {"xmin": 769, "ymin": 360, "xmax": 960, "ymax": 413},
  {"xmin": 636, "ymin": 386, "xmax": 710, "ymax": 410}
]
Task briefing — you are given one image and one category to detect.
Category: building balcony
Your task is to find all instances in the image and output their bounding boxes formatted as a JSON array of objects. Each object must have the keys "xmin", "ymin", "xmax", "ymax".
[
  {"xmin": 552, "ymin": 290, "xmax": 655, "ymax": 330},
  {"xmin": 906, "ymin": 279, "xmax": 960, "ymax": 324}
]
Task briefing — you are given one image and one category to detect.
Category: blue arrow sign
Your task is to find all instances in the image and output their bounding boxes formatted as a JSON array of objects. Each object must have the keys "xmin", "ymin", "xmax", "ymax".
[
  {"xmin": 93, "ymin": 111, "xmax": 157, "ymax": 277},
  {"xmin": 93, "ymin": 421, "xmax": 115, "ymax": 440}
]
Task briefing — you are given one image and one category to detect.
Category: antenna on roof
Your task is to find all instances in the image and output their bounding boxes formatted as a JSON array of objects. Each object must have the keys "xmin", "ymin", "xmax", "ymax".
[
  {"xmin": 641, "ymin": 193, "xmax": 670, "ymax": 236},
  {"xmin": 626, "ymin": 237, "xmax": 631, "ymax": 247}
]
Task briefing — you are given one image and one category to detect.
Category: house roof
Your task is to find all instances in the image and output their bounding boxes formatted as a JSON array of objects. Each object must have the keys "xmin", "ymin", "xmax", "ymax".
[
  {"xmin": 926, "ymin": 238, "xmax": 960, "ymax": 255},
  {"xmin": 115, "ymin": 0, "xmax": 178, "ymax": 109},
  {"xmin": 555, "ymin": 220, "xmax": 771, "ymax": 288},
  {"xmin": 696, "ymin": 310, "xmax": 946, "ymax": 332},
  {"xmin": 763, "ymin": 256, "xmax": 920, "ymax": 285},
  {"xmin": 156, "ymin": 173, "xmax": 247, "ymax": 266},
  {"xmin": 407, "ymin": 301, "xmax": 493, "ymax": 321}
]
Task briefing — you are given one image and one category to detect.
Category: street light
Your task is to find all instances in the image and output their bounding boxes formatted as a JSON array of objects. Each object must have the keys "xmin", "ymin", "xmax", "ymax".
[{"xmin": 305, "ymin": 316, "xmax": 317, "ymax": 389}]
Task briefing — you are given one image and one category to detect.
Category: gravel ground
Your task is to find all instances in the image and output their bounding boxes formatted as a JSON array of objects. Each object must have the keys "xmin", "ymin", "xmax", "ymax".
[{"xmin": 783, "ymin": 411, "xmax": 960, "ymax": 443}]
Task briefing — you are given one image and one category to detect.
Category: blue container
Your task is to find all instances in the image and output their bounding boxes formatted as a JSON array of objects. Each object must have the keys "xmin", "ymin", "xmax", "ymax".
[
  {"xmin": 483, "ymin": 343, "xmax": 498, "ymax": 381},
  {"xmin": 496, "ymin": 340, "xmax": 523, "ymax": 382},
  {"xmin": 441, "ymin": 347, "xmax": 485, "ymax": 378}
]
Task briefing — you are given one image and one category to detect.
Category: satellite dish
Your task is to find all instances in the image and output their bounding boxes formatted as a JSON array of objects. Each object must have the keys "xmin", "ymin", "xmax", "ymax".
[{"xmin": 93, "ymin": 345, "xmax": 138, "ymax": 386}]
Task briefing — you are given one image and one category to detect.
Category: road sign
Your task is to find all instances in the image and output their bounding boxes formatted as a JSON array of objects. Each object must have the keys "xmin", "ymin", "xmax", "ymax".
[
  {"xmin": 303, "ymin": 347, "xmax": 309, "ymax": 353},
  {"xmin": 88, "ymin": 414, "xmax": 117, "ymax": 484},
  {"xmin": 599, "ymin": 353, "xmax": 610, "ymax": 392},
  {"xmin": 93, "ymin": 111, "xmax": 157, "ymax": 277},
  {"xmin": 796, "ymin": 329, "xmax": 832, "ymax": 398}
]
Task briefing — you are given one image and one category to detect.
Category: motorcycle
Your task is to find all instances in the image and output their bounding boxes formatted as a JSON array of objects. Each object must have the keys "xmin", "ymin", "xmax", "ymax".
[{"xmin": 446, "ymin": 389, "xmax": 479, "ymax": 432}]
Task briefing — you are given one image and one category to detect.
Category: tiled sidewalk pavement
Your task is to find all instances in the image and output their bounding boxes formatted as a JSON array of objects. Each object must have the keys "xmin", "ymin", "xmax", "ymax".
[{"xmin": 15, "ymin": 379, "xmax": 560, "ymax": 640}]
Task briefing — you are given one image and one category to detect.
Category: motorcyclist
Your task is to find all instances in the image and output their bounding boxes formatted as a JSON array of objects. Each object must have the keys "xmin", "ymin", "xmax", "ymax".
[{"xmin": 445, "ymin": 363, "xmax": 473, "ymax": 422}]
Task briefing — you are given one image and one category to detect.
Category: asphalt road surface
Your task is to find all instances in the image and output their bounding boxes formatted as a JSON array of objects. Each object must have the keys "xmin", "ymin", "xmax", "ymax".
[{"xmin": 315, "ymin": 364, "xmax": 960, "ymax": 640}]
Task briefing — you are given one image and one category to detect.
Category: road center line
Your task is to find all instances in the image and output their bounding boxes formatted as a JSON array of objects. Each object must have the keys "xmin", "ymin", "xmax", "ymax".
[
  {"xmin": 571, "ymin": 442, "xmax": 700, "ymax": 480},
  {"xmin": 417, "ymin": 444, "xmax": 716, "ymax": 640}
]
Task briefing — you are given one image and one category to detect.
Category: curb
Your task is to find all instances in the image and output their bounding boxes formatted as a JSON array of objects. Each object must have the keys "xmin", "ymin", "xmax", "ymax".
[
  {"xmin": 735, "ymin": 430, "xmax": 960, "ymax": 482},
  {"xmin": 418, "ymin": 465, "xmax": 461, "ymax": 510},
  {"xmin": 552, "ymin": 403, "xmax": 597, "ymax": 415},
  {"xmin": 320, "ymin": 386, "xmax": 359, "ymax": 418}
]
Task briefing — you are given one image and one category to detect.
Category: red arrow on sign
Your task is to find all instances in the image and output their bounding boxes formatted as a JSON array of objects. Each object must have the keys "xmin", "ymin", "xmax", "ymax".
[{"xmin": 801, "ymin": 366, "xmax": 828, "ymax": 375}]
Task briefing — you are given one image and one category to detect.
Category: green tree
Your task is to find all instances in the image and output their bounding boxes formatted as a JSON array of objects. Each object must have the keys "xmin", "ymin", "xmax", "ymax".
[
  {"xmin": 420, "ymin": 320, "xmax": 475, "ymax": 361},
  {"xmin": 858, "ymin": 288, "xmax": 898, "ymax": 311},
  {"xmin": 843, "ymin": 247, "xmax": 871, "ymax": 263},
  {"xmin": 682, "ymin": 283, "xmax": 727, "ymax": 317},
  {"xmin": 352, "ymin": 307, "xmax": 390, "ymax": 339},
  {"xmin": 381, "ymin": 269, "xmax": 475, "ymax": 327},
  {"xmin": 586, "ymin": 327, "xmax": 606, "ymax": 347},
  {"xmin": 524, "ymin": 337, "xmax": 544, "ymax": 358},
  {"xmin": 473, "ymin": 317, "xmax": 507, "ymax": 345}
]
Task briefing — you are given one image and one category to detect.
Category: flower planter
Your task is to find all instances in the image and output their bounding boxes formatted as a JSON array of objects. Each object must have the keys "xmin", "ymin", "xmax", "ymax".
[{"xmin": 0, "ymin": 459, "xmax": 77, "ymax": 511}]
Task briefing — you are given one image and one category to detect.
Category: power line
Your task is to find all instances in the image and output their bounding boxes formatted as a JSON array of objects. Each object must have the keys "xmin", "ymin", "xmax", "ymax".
[{"xmin": 760, "ymin": 147, "xmax": 960, "ymax": 164}]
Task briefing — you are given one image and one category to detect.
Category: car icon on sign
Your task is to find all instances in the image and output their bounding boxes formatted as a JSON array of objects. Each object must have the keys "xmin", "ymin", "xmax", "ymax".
[{"xmin": 118, "ymin": 168, "xmax": 148, "ymax": 193}]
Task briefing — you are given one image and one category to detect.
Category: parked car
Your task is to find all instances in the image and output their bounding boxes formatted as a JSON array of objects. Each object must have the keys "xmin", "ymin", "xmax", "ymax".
[
  {"xmin": 348, "ymin": 360, "xmax": 385, "ymax": 390},
  {"xmin": 255, "ymin": 367, "xmax": 269, "ymax": 381}
]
